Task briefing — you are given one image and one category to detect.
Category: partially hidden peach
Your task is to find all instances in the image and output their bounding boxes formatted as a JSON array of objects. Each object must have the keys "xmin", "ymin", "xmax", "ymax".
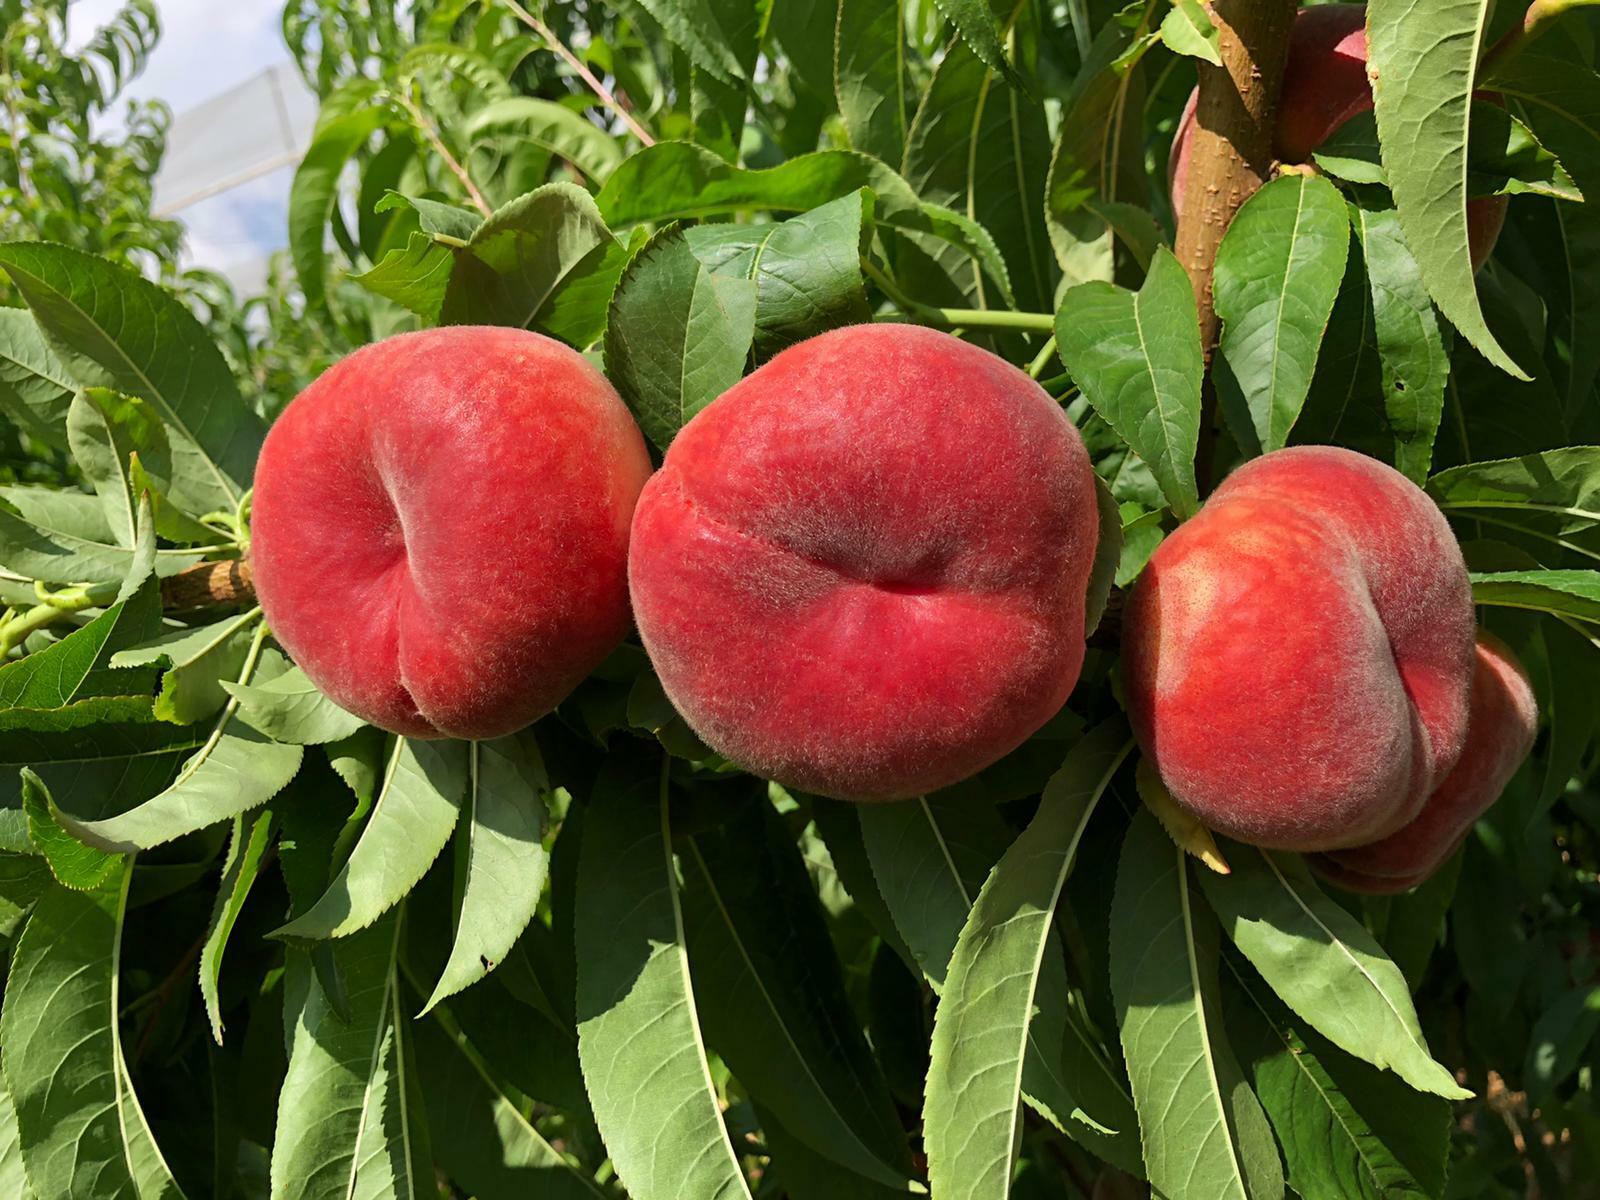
[
  {"xmin": 1123, "ymin": 446, "xmax": 1476, "ymax": 851},
  {"xmin": 627, "ymin": 324, "xmax": 1100, "ymax": 802},
  {"xmin": 250, "ymin": 326, "xmax": 652, "ymax": 739},
  {"xmin": 1168, "ymin": 4, "xmax": 1507, "ymax": 272},
  {"xmin": 1315, "ymin": 631, "xmax": 1537, "ymax": 893}
]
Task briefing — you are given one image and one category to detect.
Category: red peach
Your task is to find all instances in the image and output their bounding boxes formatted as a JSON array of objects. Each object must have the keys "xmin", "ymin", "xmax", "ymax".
[
  {"xmin": 1123, "ymin": 446, "xmax": 1476, "ymax": 851},
  {"xmin": 1314, "ymin": 630, "xmax": 1537, "ymax": 893},
  {"xmin": 627, "ymin": 324, "xmax": 1100, "ymax": 802},
  {"xmin": 250, "ymin": 327, "xmax": 652, "ymax": 739},
  {"xmin": 1168, "ymin": 4, "xmax": 1507, "ymax": 272}
]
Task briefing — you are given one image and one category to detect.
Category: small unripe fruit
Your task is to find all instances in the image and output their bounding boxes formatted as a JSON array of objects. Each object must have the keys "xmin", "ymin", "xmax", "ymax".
[
  {"xmin": 251, "ymin": 327, "xmax": 652, "ymax": 739},
  {"xmin": 1123, "ymin": 446, "xmax": 1476, "ymax": 852},
  {"xmin": 628, "ymin": 324, "xmax": 1100, "ymax": 802}
]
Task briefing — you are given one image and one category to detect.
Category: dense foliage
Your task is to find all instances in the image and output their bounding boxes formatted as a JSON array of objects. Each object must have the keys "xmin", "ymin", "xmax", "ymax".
[{"xmin": 0, "ymin": 0, "xmax": 1598, "ymax": 1197}]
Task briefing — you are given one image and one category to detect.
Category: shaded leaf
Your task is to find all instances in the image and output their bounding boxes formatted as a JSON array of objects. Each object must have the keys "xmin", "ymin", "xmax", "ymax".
[
  {"xmin": 275, "ymin": 738, "xmax": 467, "ymax": 941},
  {"xmin": 574, "ymin": 756, "xmax": 753, "ymax": 1200},
  {"xmin": 1111, "ymin": 810, "xmax": 1283, "ymax": 1200}
]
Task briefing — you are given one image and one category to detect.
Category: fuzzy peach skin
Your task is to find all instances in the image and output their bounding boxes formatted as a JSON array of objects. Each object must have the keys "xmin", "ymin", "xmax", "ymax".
[
  {"xmin": 627, "ymin": 324, "xmax": 1099, "ymax": 802},
  {"xmin": 1315, "ymin": 631, "xmax": 1537, "ymax": 893},
  {"xmin": 1168, "ymin": 4, "xmax": 1508, "ymax": 272},
  {"xmin": 250, "ymin": 326, "xmax": 652, "ymax": 740},
  {"xmin": 1122, "ymin": 446, "xmax": 1476, "ymax": 851}
]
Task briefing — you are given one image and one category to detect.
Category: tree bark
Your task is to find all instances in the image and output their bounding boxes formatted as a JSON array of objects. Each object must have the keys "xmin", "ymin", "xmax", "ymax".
[
  {"xmin": 1173, "ymin": 0, "xmax": 1299, "ymax": 491},
  {"xmin": 160, "ymin": 559, "xmax": 255, "ymax": 611}
]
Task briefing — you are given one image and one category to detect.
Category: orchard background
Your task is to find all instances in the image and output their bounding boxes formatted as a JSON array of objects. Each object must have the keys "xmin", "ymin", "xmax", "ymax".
[{"xmin": 1, "ymin": 0, "xmax": 1599, "ymax": 1197}]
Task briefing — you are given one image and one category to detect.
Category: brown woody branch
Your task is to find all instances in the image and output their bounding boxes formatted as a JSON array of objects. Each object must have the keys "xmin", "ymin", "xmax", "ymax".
[
  {"xmin": 1173, "ymin": 0, "xmax": 1299, "ymax": 493},
  {"xmin": 160, "ymin": 559, "xmax": 255, "ymax": 611}
]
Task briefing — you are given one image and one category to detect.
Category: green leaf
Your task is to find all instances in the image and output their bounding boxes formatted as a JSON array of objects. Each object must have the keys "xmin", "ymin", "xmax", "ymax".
[
  {"xmin": 1366, "ymin": 0, "xmax": 1524, "ymax": 377},
  {"xmin": 1468, "ymin": 102, "xmax": 1582, "ymax": 200},
  {"xmin": 1315, "ymin": 103, "xmax": 1581, "ymax": 201},
  {"xmin": 221, "ymin": 664, "xmax": 366, "ymax": 745},
  {"xmin": 1198, "ymin": 844, "xmax": 1469, "ymax": 1100},
  {"xmin": 1426, "ymin": 447, "xmax": 1600, "ymax": 562},
  {"xmin": 0, "ymin": 1075, "xmax": 35, "ymax": 1200},
  {"xmin": 289, "ymin": 103, "xmax": 391, "ymax": 311},
  {"xmin": 0, "ymin": 243, "xmax": 263, "ymax": 513},
  {"xmin": 112, "ymin": 609, "xmax": 260, "ymax": 725},
  {"xmin": 1056, "ymin": 248, "xmax": 1204, "ymax": 518},
  {"xmin": 1232, "ymin": 969, "xmax": 1451, "ymax": 1200},
  {"xmin": 349, "ymin": 232, "xmax": 456, "ymax": 322},
  {"xmin": 1159, "ymin": 0, "xmax": 1221, "ymax": 64},
  {"xmin": 684, "ymin": 191, "xmax": 872, "ymax": 358},
  {"xmin": 0, "ymin": 693, "xmax": 207, "ymax": 768},
  {"xmin": 1086, "ymin": 476, "xmax": 1123, "ymax": 635},
  {"xmin": 598, "ymin": 142, "xmax": 921, "ymax": 226},
  {"xmin": 0, "ymin": 308, "xmax": 76, "ymax": 449},
  {"xmin": 439, "ymin": 183, "xmax": 624, "ymax": 340},
  {"xmin": 412, "ymin": 1015, "xmax": 607, "ymax": 1199},
  {"xmin": 903, "ymin": 25, "xmax": 1055, "ymax": 313},
  {"xmin": 275, "ymin": 738, "xmax": 467, "ymax": 941},
  {"xmin": 1214, "ymin": 174, "xmax": 1350, "ymax": 452},
  {"xmin": 55, "ymin": 628, "xmax": 303, "ymax": 853},
  {"xmin": 0, "ymin": 563, "xmax": 161, "ymax": 708},
  {"xmin": 21, "ymin": 768, "xmax": 118, "ymax": 890},
  {"xmin": 464, "ymin": 96, "xmax": 626, "ymax": 182},
  {"xmin": 1525, "ymin": 984, "xmax": 1600, "ymax": 1103},
  {"xmin": 0, "ymin": 503, "xmax": 202, "ymax": 584},
  {"xmin": 66, "ymin": 388, "xmax": 166, "ymax": 549},
  {"xmin": 604, "ymin": 223, "xmax": 757, "ymax": 451},
  {"xmin": 1470, "ymin": 569, "xmax": 1600, "ymax": 620},
  {"xmin": 53, "ymin": 720, "xmax": 300, "ymax": 855},
  {"xmin": 1352, "ymin": 203, "xmax": 1450, "ymax": 484},
  {"xmin": 632, "ymin": 0, "xmax": 750, "ymax": 84},
  {"xmin": 682, "ymin": 798, "xmax": 912, "ymax": 1188},
  {"xmin": 836, "ymin": 0, "xmax": 910, "ymax": 163},
  {"xmin": 575, "ymin": 757, "xmax": 753, "ymax": 1200},
  {"xmin": 271, "ymin": 910, "xmax": 432, "ymax": 1200},
  {"xmin": 200, "ymin": 806, "xmax": 276, "ymax": 1043},
  {"xmin": 857, "ymin": 793, "xmax": 1015, "ymax": 988},
  {"xmin": 0, "ymin": 488, "xmax": 114, "ymax": 545},
  {"xmin": 1111, "ymin": 810, "xmax": 1284, "ymax": 1200},
  {"xmin": 924, "ymin": 723, "xmax": 1139, "ymax": 1198},
  {"xmin": 1044, "ymin": 9, "xmax": 1159, "ymax": 269},
  {"xmin": 758, "ymin": 1102, "xmax": 907, "ymax": 1200},
  {"xmin": 807, "ymin": 799, "xmax": 919, "ymax": 971},
  {"xmin": 376, "ymin": 191, "xmax": 484, "ymax": 241},
  {"xmin": 0, "ymin": 862, "xmax": 186, "ymax": 1198},
  {"xmin": 0, "ymin": 852, "xmax": 50, "ymax": 936},
  {"xmin": 931, "ymin": 0, "xmax": 1024, "ymax": 91},
  {"xmin": 1483, "ymin": 50, "xmax": 1600, "ymax": 407},
  {"xmin": 420, "ymin": 734, "xmax": 550, "ymax": 1015}
]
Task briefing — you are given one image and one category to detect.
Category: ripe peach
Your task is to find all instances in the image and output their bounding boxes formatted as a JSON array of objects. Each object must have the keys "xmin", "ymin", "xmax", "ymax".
[
  {"xmin": 1314, "ymin": 631, "xmax": 1537, "ymax": 893},
  {"xmin": 627, "ymin": 324, "xmax": 1100, "ymax": 802},
  {"xmin": 1123, "ymin": 446, "xmax": 1475, "ymax": 851},
  {"xmin": 1168, "ymin": 4, "xmax": 1507, "ymax": 272},
  {"xmin": 250, "ymin": 327, "xmax": 652, "ymax": 739}
]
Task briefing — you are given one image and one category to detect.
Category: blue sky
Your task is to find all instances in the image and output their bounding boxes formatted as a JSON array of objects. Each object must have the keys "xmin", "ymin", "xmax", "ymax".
[{"xmin": 70, "ymin": 0, "xmax": 314, "ymax": 292}]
